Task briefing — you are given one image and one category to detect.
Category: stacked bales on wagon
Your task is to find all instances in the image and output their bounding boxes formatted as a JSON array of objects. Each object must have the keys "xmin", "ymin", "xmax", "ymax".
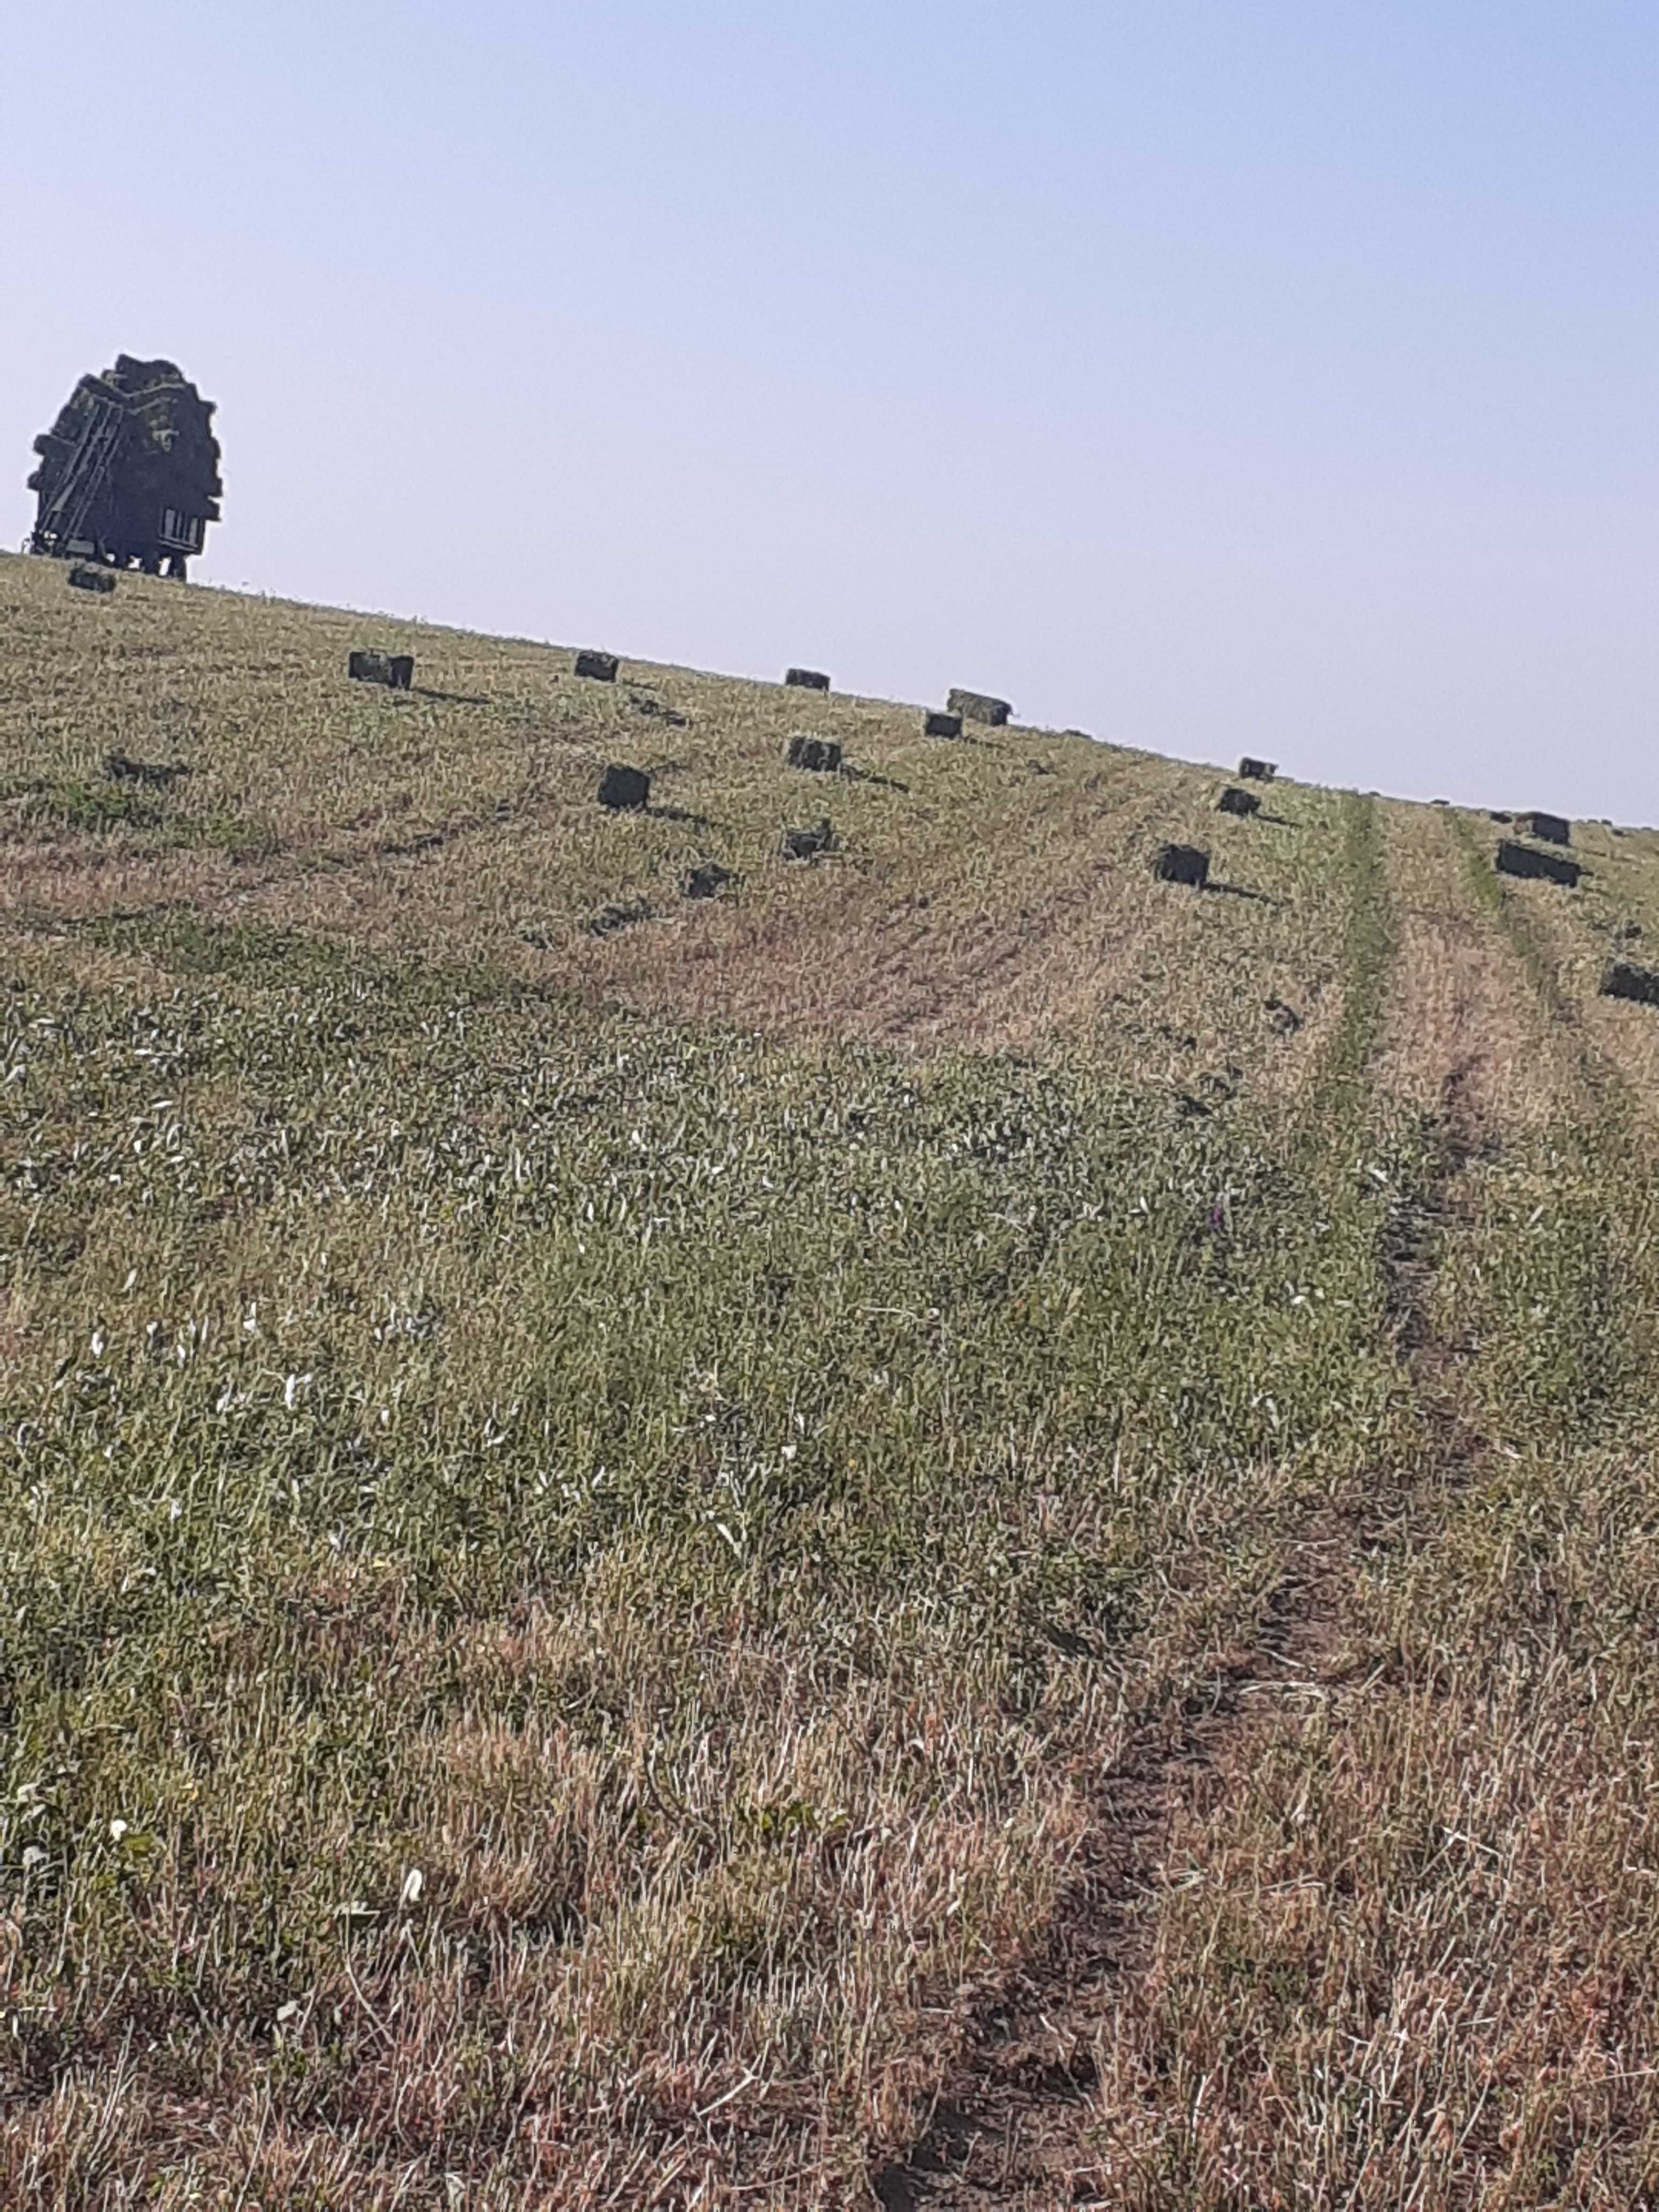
[{"xmin": 29, "ymin": 355, "xmax": 222, "ymax": 577}]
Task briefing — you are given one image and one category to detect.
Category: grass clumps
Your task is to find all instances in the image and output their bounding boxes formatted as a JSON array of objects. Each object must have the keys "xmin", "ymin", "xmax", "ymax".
[{"xmin": 4, "ymin": 551, "xmax": 1659, "ymax": 2202}]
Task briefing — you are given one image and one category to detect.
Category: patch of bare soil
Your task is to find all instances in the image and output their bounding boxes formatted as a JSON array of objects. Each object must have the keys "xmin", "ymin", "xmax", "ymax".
[{"xmin": 588, "ymin": 796, "xmax": 1190, "ymax": 1055}]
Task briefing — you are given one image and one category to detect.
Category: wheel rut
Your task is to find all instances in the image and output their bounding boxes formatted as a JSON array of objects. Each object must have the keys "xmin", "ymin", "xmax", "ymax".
[
  {"xmin": 869, "ymin": 1035, "xmax": 1491, "ymax": 2208},
  {"xmin": 868, "ymin": 1506, "xmax": 1362, "ymax": 2209}
]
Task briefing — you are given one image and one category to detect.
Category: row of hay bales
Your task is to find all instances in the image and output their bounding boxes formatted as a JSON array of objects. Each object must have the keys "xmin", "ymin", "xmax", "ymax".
[
  {"xmin": 339, "ymin": 641, "xmax": 1025, "ymax": 866},
  {"xmin": 1153, "ymin": 758, "xmax": 1282, "ymax": 888},
  {"xmin": 338, "ymin": 641, "xmax": 1659, "ymax": 1007},
  {"xmin": 341, "ymin": 642, "xmax": 1013, "ymax": 747}
]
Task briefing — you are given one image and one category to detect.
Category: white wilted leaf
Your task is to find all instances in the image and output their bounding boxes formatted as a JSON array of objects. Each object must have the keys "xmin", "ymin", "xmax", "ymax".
[{"xmin": 399, "ymin": 1866, "xmax": 424, "ymax": 1909}]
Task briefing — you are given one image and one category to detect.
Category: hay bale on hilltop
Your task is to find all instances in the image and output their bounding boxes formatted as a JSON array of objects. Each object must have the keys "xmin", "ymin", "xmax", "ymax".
[
  {"xmin": 786, "ymin": 668, "xmax": 831, "ymax": 691},
  {"xmin": 574, "ymin": 651, "xmax": 619, "ymax": 683},
  {"xmin": 946, "ymin": 688, "xmax": 1011, "ymax": 728},
  {"xmin": 924, "ymin": 709, "xmax": 963, "ymax": 739},
  {"xmin": 597, "ymin": 765, "xmax": 651, "ymax": 811},
  {"xmin": 1496, "ymin": 840, "xmax": 1580, "ymax": 887},
  {"xmin": 786, "ymin": 735, "xmax": 842, "ymax": 773},
  {"xmin": 1516, "ymin": 809, "xmax": 1571, "ymax": 846},
  {"xmin": 1217, "ymin": 786, "xmax": 1260, "ymax": 817},
  {"xmin": 1156, "ymin": 843, "xmax": 1209, "ymax": 888},
  {"xmin": 1238, "ymin": 757, "xmax": 1277, "ymax": 781}
]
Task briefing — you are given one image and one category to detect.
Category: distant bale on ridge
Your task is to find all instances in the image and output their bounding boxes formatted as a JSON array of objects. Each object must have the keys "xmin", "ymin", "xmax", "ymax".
[
  {"xmin": 946, "ymin": 688, "xmax": 1011, "ymax": 728},
  {"xmin": 786, "ymin": 735, "xmax": 841, "ymax": 773},
  {"xmin": 1155, "ymin": 843, "xmax": 1209, "ymax": 888},
  {"xmin": 1603, "ymin": 961, "xmax": 1659, "ymax": 1008},
  {"xmin": 1516, "ymin": 809, "xmax": 1571, "ymax": 846},
  {"xmin": 685, "ymin": 862, "xmax": 733, "ymax": 900},
  {"xmin": 1217, "ymin": 786, "xmax": 1260, "ymax": 817},
  {"xmin": 348, "ymin": 651, "xmax": 414, "ymax": 690},
  {"xmin": 1496, "ymin": 839, "xmax": 1579, "ymax": 887},
  {"xmin": 574, "ymin": 650, "xmax": 619, "ymax": 683},
  {"xmin": 597, "ymin": 764, "xmax": 650, "ymax": 811},
  {"xmin": 1238, "ymin": 757, "xmax": 1276, "ymax": 781},
  {"xmin": 924, "ymin": 709, "xmax": 963, "ymax": 739},
  {"xmin": 782, "ymin": 818, "xmax": 833, "ymax": 860},
  {"xmin": 785, "ymin": 668, "xmax": 831, "ymax": 691}
]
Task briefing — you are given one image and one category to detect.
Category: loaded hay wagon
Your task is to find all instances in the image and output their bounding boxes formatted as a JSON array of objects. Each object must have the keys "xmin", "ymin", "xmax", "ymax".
[{"xmin": 27, "ymin": 355, "xmax": 222, "ymax": 579}]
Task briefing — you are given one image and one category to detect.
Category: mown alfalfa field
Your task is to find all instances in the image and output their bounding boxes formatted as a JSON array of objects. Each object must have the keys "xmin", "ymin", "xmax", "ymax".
[{"xmin": 4, "ymin": 547, "xmax": 1659, "ymax": 2207}]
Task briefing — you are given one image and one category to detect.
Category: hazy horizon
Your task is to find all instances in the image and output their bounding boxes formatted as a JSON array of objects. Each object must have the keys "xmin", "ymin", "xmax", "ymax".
[{"xmin": 5, "ymin": 2, "xmax": 1656, "ymax": 823}]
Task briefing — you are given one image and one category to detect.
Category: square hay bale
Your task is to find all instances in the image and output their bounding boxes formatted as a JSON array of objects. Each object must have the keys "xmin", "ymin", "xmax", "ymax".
[
  {"xmin": 1155, "ymin": 842, "xmax": 1210, "ymax": 888},
  {"xmin": 1516, "ymin": 809, "xmax": 1571, "ymax": 845},
  {"xmin": 1217, "ymin": 785, "xmax": 1260, "ymax": 817},
  {"xmin": 784, "ymin": 668, "xmax": 831, "ymax": 690},
  {"xmin": 924, "ymin": 709, "xmax": 963, "ymax": 739},
  {"xmin": 1495, "ymin": 839, "xmax": 1580, "ymax": 887},
  {"xmin": 786, "ymin": 735, "xmax": 842, "ymax": 773},
  {"xmin": 597, "ymin": 764, "xmax": 651, "ymax": 811},
  {"xmin": 1238, "ymin": 757, "xmax": 1277, "ymax": 781},
  {"xmin": 67, "ymin": 564, "xmax": 116, "ymax": 594},
  {"xmin": 946, "ymin": 687, "xmax": 1012, "ymax": 727},
  {"xmin": 1602, "ymin": 961, "xmax": 1659, "ymax": 1008},
  {"xmin": 782, "ymin": 818, "xmax": 833, "ymax": 860},
  {"xmin": 574, "ymin": 650, "xmax": 619, "ymax": 682},
  {"xmin": 348, "ymin": 649, "xmax": 410, "ymax": 687}
]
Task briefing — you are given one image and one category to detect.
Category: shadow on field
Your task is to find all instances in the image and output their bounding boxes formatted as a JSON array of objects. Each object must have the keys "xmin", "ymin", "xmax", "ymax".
[
  {"xmin": 1204, "ymin": 879, "xmax": 1278, "ymax": 905},
  {"xmin": 413, "ymin": 686, "xmax": 490, "ymax": 706},
  {"xmin": 647, "ymin": 803, "xmax": 719, "ymax": 828}
]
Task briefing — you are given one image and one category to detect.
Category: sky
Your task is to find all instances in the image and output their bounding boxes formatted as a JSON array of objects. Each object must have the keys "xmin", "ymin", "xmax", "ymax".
[{"xmin": 4, "ymin": 2, "xmax": 1657, "ymax": 821}]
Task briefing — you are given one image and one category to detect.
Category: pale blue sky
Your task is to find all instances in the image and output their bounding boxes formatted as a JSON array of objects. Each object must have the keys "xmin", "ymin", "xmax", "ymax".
[{"xmin": 5, "ymin": 3, "xmax": 1657, "ymax": 819}]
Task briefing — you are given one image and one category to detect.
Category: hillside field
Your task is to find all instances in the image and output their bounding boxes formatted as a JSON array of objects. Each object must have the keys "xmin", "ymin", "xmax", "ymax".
[{"xmin": 3, "ymin": 549, "xmax": 1659, "ymax": 2207}]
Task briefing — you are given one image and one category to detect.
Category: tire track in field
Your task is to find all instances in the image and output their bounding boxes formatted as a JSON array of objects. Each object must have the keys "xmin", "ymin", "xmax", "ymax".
[{"xmin": 866, "ymin": 798, "xmax": 1415, "ymax": 2209}]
